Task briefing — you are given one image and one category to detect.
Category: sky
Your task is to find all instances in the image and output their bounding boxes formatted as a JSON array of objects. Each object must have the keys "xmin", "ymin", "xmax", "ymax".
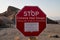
[{"xmin": 0, "ymin": 0, "xmax": 60, "ymax": 20}]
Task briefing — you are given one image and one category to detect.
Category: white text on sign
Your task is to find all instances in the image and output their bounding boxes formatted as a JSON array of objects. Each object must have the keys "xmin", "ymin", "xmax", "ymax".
[
  {"xmin": 24, "ymin": 22, "xmax": 39, "ymax": 32},
  {"xmin": 24, "ymin": 10, "xmax": 39, "ymax": 16}
]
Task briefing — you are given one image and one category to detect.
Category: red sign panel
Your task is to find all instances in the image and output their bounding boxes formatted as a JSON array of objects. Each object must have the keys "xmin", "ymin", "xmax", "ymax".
[{"xmin": 16, "ymin": 6, "xmax": 46, "ymax": 36}]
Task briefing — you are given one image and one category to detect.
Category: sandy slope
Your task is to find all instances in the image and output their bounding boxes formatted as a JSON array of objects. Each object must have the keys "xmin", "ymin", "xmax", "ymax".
[{"xmin": 0, "ymin": 24, "xmax": 60, "ymax": 40}]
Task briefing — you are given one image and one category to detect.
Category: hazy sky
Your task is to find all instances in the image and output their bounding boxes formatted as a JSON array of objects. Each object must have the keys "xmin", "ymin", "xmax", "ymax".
[{"xmin": 0, "ymin": 0, "xmax": 60, "ymax": 20}]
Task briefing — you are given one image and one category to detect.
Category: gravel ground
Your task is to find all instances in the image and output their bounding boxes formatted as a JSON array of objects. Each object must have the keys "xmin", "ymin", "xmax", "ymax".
[{"xmin": 0, "ymin": 24, "xmax": 60, "ymax": 40}]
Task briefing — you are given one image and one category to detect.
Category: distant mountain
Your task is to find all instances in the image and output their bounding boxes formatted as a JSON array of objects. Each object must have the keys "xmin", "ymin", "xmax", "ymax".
[
  {"xmin": 56, "ymin": 20, "xmax": 60, "ymax": 24},
  {"xmin": 47, "ymin": 18, "xmax": 58, "ymax": 24},
  {"xmin": 0, "ymin": 6, "xmax": 58, "ymax": 28}
]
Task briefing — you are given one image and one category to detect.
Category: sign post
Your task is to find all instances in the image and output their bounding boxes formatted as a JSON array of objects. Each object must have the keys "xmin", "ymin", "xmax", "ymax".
[
  {"xmin": 16, "ymin": 6, "xmax": 46, "ymax": 40},
  {"xmin": 28, "ymin": 36, "xmax": 38, "ymax": 40}
]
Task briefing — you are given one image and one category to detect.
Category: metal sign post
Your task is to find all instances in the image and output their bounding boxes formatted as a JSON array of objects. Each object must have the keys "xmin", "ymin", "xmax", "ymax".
[{"xmin": 28, "ymin": 37, "xmax": 38, "ymax": 40}]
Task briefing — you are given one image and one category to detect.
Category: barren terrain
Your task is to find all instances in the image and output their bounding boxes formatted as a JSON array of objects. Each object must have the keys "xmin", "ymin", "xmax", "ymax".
[{"xmin": 0, "ymin": 24, "xmax": 60, "ymax": 40}]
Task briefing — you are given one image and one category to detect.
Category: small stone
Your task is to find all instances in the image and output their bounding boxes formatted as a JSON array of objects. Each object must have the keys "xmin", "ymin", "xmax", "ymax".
[
  {"xmin": 14, "ymin": 36, "xmax": 20, "ymax": 40},
  {"xmin": 52, "ymin": 35, "xmax": 60, "ymax": 38},
  {"xmin": 48, "ymin": 34, "xmax": 60, "ymax": 38}
]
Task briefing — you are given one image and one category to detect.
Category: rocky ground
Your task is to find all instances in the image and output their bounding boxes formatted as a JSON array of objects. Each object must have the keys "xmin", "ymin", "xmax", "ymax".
[{"xmin": 0, "ymin": 24, "xmax": 60, "ymax": 40}]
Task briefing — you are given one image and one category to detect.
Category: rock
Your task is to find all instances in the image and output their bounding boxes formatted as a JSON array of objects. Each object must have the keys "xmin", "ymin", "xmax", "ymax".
[
  {"xmin": 48, "ymin": 34, "xmax": 60, "ymax": 38},
  {"xmin": 14, "ymin": 36, "xmax": 20, "ymax": 40},
  {"xmin": 0, "ymin": 16, "xmax": 13, "ymax": 28}
]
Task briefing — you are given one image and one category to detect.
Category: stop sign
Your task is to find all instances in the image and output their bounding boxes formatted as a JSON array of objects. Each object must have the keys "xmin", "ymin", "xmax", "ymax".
[{"xmin": 16, "ymin": 6, "xmax": 46, "ymax": 36}]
